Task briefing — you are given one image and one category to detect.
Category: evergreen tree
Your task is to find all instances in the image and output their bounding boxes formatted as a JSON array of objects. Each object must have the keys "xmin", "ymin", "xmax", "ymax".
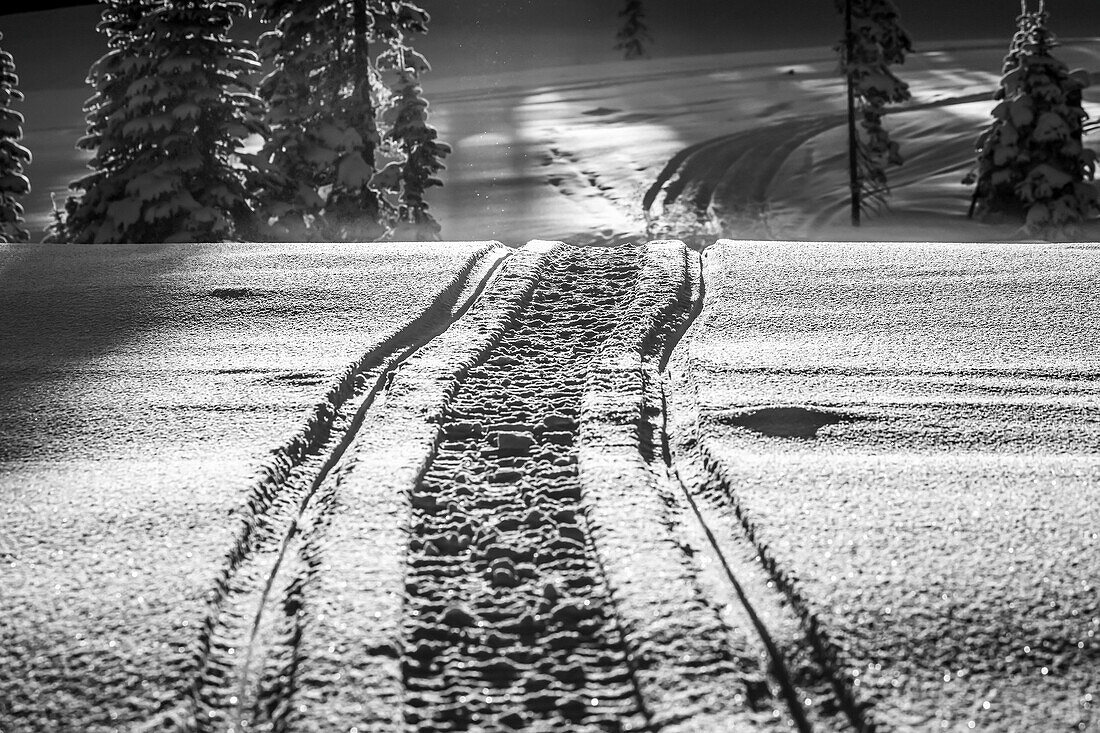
[
  {"xmin": 615, "ymin": 0, "xmax": 651, "ymax": 61},
  {"xmin": 968, "ymin": 1, "xmax": 1098, "ymax": 234},
  {"xmin": 837, "ymin": 0, "xmax": 912, "ymax": 225},
  {"xmin": 255, "ymin": 0, "xmax": 386, "ymax": 240},
  {"xmin": 0, "ymin": 31, "xmax": 31, "ymax": 243},
  {"xmin": 376, "ymin": 5, "xmax": 450, "ymax": 240},
  {"xmin": 48, "ymin": 0, "xmax": 152, "ymax": 242},
  {"xmin": 62, "ymin": 0, "xmax": 267, "ymax": 243}
]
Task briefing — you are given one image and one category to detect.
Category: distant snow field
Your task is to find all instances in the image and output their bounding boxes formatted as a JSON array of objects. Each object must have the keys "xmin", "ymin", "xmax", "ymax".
[{"xmin": 23, "ymin": 40, "xmax": 1100, "ymax": 244}]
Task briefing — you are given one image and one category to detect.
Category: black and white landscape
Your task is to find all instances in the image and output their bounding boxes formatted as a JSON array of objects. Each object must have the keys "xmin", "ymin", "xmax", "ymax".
[{"xmin": 1, "ymin": 1, "xmax": 1098, "ymax": 731}]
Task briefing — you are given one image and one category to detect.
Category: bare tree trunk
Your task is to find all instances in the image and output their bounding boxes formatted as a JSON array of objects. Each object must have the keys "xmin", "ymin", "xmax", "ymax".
[
  {"xmin": 845, "ymin": 0, "xmax": 861, "ymax": 226},
  {"xmin": 351, "ymin": 0, "xmax": 376, "ymax": 170},
  {"xmin": 353, "ymin": 0, "xmax": 368, "ymax": 54}
]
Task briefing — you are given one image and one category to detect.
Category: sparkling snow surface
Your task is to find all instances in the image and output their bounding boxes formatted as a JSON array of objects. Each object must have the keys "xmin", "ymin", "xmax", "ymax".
[
  {"xmin": 0, "ymin": 241, "xmax": 500, "ymax": 727},
  {"xmin": 685, "ymin": 241, "xmax": 1100, "ymax": 730}
]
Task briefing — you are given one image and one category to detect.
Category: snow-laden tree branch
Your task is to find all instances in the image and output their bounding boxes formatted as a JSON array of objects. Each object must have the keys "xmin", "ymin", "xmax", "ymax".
[
  {"xmin": 255, "ymin": 0, "xmax": 446, "ymax": 241},
  {"xmin": 378, "ymin": 37, "xmax": 451, "ymax": 240},
  {"xmin": 0, "ymin": 31, "xmax": 31, "ymax": 244},
  {"xmin": 58, "ymin": 0, "xmax": 268, "ymax": 244}
]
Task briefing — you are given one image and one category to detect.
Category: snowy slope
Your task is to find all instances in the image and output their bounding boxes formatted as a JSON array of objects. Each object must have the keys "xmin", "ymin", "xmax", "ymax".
[
  {"xmin": 677, "ymin": 240, "xmax": 1100, "ymax": 730},
  {"xmin": 0, "ymin": 241, "xmax": 505, "ymax": 729}
]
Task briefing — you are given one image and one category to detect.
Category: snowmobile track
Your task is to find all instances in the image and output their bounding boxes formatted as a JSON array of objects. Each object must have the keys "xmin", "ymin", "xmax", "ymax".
[
  {"xmin": 643, "ymin": 118, "xmax": 842, "ymax": 223},
  {"xmin": 168, "ymin": 239, "xmax": 852, "ymax": 732},
  {"xmin": 177, "ymin": 245, "xmax": 509, "ymax": 733}
]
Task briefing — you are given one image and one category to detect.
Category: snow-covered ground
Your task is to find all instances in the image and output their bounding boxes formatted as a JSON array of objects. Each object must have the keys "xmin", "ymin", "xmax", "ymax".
[
  {"xmin": 4, "ymin": 11, "xmax": 1100, "ymax": 731},
  {"xmin": 0, "ymin": 241, "xmax": 505, "ymax": 727},
  {"xmin": 2, "ymin": 238, "xmax": 1097, "ymax": 729},
  {"xmin": 675, "ymin": 240, "xmax": 1100, "ymax": 730}
]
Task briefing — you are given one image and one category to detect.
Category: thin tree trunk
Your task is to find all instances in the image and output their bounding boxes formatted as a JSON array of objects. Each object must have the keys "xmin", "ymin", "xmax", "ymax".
[
  {"xmin": 845, "ymin": 0, "xmax": 861, "ymax": 226},
  {"xmin": 353, "ymin": 0, "xmax": 368, "ymax": 54},
  {"xmin": 353, "ymin": 0, "xmax": 371, "ymax": 94},
  {"xmin": 351, "ymin": 0, "xmax": 376, "ymax": 170}
]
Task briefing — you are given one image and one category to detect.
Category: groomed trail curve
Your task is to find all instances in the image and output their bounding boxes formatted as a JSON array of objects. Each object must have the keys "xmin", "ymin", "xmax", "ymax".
[{"xmin": 140, "ymin": 240, "xmax": 837, "ymax": 733}]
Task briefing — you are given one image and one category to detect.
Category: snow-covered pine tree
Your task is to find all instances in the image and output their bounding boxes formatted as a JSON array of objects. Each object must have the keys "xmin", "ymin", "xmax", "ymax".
[
  {"xmin": 999, "ymin": 1, "xmax": 1038, "ymax": 93},
  {"xmin": 616, "ymin": 0, "xmax": 651, "ymax": 60},
  {"xmin": 837, "ymin": 0, "xmax": 912, "ymax": 225},
  {"xmin": 255, "ymin": 0, "xmax": 388, "ymax": 241},
  {"xmin": 0, "ymin": 31, "xmax": 31, "ymax": 243},
  {"xmin": 376, "ymin": 3, "xmax": 450, "ymax": 240},
  {"xmin": 48, "ymin": 0, "xmax": 152, "ymax": 243},
  {"xmin": 62, "ymin": 0, "xmax": 267, "ymax": 243},
  {"xmin": 968, "ymin": 1, "xmax": 1098, "ymax": 234},
  {"xmin": 964, "ymin": 1, "xmax": 1037, "ymax": 219}
]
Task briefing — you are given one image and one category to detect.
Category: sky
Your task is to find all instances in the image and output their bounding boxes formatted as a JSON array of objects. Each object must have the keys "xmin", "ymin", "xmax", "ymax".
[{"xmin": 3, "ymin": 1, "xmax": 1100, "ymax": 90}]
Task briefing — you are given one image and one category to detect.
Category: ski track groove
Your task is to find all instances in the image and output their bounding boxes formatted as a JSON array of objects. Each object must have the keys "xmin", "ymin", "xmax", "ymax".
[
  {"xmin": 644, "ymin": 118, "xmax": 845, "ymax": 228},
  {"xmin": 277, "ymin": 242, "xmax": 559, "ymax": 733},
  {"xmin": 648, "ymin": 91, "xmax": 995, "ymax": 231},
  {"xmin": 691, "ymin": 435, "xmax": 880, "ymax": 733},
  {"xmin": 650, "ymin": 257, "xmax": 820, "ymax": 729},
  {"xmin": 175, "ymin": 244, "xmax": 509, "ymax": 733},
  {"xmin": 709, "ymin": 117, "xmax": 843, "ymax": 207}
]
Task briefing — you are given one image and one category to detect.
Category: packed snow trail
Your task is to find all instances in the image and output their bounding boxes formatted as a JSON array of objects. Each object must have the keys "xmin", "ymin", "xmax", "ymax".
[
  {"xmin": 164, "ymin": 240, "xmax": 827, "ymax": 732},
  {"xmin": 642, "ymin": 118, "xmax": 841, "ymax": 222}
]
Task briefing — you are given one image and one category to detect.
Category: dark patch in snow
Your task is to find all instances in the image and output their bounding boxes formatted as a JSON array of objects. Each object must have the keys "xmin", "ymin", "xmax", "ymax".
[
  {"xmin": 264, "ymin": 371, "xmax": 327, "ymax": 387},
  {"xmin": 715, "ymin": 405, "xmax": 862, "ymax": 439}
]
